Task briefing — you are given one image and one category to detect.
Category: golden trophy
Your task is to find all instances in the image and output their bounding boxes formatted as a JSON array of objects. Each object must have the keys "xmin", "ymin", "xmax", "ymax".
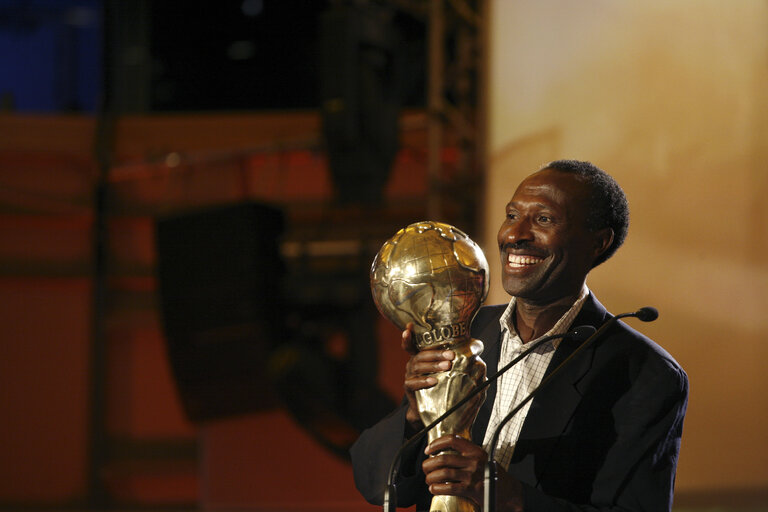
[{"xmin": 371, "ymin": 221, "xmax": 489, "ymax": 512}]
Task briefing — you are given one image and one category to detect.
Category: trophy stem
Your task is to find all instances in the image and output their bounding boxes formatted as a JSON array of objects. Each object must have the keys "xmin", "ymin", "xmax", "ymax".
[
  {"xmin": 415, "ymin": 338, "xmax": 486, "ymax": 512},
  {"xmin": 430, "ymin": 494, "xmax": 479, "ymax": 512}
]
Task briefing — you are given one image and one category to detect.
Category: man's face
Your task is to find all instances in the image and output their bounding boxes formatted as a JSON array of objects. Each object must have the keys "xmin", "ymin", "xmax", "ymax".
[{"xmin": 497, "ymin": 168, "xmax": 610, "ymax": 305}]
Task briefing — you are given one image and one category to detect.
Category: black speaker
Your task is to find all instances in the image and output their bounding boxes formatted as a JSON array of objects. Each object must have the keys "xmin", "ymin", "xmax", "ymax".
[
  {"xmin": 320, "ymin": 2, "xmax": 400, "ymax": 204},
  {"xmin": 155, "ymin": 202, "xmax": 284, "ymax": 421}
]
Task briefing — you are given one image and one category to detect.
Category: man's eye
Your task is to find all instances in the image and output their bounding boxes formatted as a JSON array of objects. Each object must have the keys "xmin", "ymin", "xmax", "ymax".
[
  {"xmin": 506, "ymin": 212, "xmax": 518, "ymax": 221},
  {"xmin": 538, "ymin": 215, "xmax": 552, "ymax": 224}
]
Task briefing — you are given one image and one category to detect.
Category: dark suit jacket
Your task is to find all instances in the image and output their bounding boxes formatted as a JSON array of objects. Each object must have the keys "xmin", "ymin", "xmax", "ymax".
[{"xmin": 350, "ymin": 294, "xmax": 688, "ymax": 511}]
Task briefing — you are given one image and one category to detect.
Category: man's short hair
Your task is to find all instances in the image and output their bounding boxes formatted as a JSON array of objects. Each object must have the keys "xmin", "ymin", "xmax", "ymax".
[{"xmin": 542, "ymin": 159, "xmax": 629, "ymax": 267}]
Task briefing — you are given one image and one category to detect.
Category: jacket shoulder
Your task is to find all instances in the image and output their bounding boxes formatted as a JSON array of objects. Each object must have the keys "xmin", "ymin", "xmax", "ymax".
[{"xmin": 470, "ymin": 304, "xmax": 506, "ymax": 337}]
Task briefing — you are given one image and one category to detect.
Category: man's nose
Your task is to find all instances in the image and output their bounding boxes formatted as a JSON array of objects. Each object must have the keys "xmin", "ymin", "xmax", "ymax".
[{"xmin": 501, "ymin": 217, "xmax": 534, "ymax": 244}]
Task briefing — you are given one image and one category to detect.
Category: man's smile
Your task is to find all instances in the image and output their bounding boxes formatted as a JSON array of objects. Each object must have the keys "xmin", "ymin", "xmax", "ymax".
[{"xmin": 506, "ymin": 253, "xmax": 544, "ymax": 268}]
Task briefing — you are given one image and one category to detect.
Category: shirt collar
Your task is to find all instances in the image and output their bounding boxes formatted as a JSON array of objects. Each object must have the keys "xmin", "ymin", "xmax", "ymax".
[{"xmin": 499, "ymin": 284, "xmax": 590, "ymax": 347}]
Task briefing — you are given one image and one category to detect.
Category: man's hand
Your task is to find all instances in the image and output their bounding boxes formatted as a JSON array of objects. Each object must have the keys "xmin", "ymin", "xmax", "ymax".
[
  {"xmin": 423, "ymin": 435, "xmax": 524, "ymax": 512},
  {"xmin": 422, "ymin": 435, "xmax": 487, "ymax": 506},
  {"xmin": 401, "ymin": 323, "xmax": 455, "ymax": 428}
]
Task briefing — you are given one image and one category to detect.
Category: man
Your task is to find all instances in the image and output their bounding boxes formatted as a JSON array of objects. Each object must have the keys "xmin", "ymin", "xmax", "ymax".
[{"xmin": 351, "ymin": 160, "xmax": 688, "ymax": 511}]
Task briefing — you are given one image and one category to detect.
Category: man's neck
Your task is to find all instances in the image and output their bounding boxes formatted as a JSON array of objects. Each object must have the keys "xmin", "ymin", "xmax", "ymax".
[{"xmin": 514, "ymin": 291, "xmax": 583, "ymax": 343}]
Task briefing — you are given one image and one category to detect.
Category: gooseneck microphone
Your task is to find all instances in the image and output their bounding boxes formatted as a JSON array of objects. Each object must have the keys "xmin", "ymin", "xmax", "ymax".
[
  {"xmin": 383, "ymin": 325, "xmax": 596, "ymax": 512},
  {"xmin": 634, "ymin": 306, "xmax": 658, "ymax": 322},
  {"xmin": 483, "ymin": 307, "xmax": 659, "ymax": 512}
]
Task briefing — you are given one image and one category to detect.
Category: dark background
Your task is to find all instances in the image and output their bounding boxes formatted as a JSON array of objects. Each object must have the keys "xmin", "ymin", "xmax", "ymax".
[{"xmin": 0, "ymin": 0, "xmax": 426, "ymax": 113}]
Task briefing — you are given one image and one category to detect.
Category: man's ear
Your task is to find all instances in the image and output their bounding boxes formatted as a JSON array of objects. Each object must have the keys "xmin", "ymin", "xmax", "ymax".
[{"xmin": 593, "ymin": 228, "xmax": 614, "ymax": 261}]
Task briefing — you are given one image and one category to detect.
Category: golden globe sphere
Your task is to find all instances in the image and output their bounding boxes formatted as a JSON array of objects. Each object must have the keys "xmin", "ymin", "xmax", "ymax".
[{"xmin": 370, "ymin": 221, "xmax": 489, "ymax": 351}]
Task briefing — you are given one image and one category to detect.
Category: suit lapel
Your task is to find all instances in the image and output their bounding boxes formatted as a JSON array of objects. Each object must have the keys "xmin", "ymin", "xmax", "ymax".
[
  {"xmin": 511, "ymin": 294, "xmax": 611, "ymax": 485},
  {"xmin": 470, "ymin": 305, "xmax": 505, "ymax": 444}
]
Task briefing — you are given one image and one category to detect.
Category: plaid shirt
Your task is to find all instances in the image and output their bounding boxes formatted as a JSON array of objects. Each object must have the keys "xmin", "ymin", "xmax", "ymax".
[{"xmin": 482, "ymin": 285, "xmax": 589, "ymax": 469}]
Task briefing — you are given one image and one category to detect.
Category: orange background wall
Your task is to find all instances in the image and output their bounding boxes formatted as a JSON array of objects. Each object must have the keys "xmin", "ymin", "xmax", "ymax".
[{"xmin": 0, "ymin": 112, "xmax": 441, "ymax": 510}]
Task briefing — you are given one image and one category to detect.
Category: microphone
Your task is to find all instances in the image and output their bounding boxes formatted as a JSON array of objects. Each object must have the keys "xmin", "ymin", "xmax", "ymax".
[
  {"xmin": 483, "ymin": 307, "xmax": 658, "ymax": 512},
  {"xmin": 635, "ymin": 306, "xmax": 658, "ymax": 322},
  {"xmin": 383, "ymin": 325, "xmax": 595, "ymax": 512}
]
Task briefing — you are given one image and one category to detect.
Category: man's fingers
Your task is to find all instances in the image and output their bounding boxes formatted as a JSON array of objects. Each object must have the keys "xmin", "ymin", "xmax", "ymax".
[
  {"xmin": 423, "ymin": 466, "xmax": 470, "ymax": 486},
  {"xmin": 427, "ymin": 481, "xmax": 473, "ymax": 498},
  {"xmin": 405, "ymin": 374, "xmax": 438, "ymax": 393},
  {"xmin": 405, "ymin": 350, "xmax": 455, "ymax": 378},
  {"xmin": 423, "ymin": 449, "xmax": 485, "ymax": 473},
  {"xmin": 425, "ymin": 435, "xmax": 487, "ymax": 458},
  {"xmin": 422, "ymin": 450, "xmax": 485, "ymax": 505}
]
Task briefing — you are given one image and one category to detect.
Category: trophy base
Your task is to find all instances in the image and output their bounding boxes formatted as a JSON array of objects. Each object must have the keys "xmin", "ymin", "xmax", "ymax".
[{"xmin": 429, "ymin": 494, "xmax": 478, "ymax": 512}]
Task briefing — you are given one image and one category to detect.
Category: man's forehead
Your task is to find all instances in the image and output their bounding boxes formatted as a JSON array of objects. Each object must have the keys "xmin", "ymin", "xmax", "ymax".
[
  {"xmin": 512, "ymin": 171, "xmax": 565, "ymax": 196},
  {"xmin": 507, "ymin": 169, "xmax": 590, "ymax": 209}
]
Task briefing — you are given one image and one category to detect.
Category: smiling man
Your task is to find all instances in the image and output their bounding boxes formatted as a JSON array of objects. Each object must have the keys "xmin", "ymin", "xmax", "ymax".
[{"xmin": 351, "ymin": 160, "xmax": 688, "ymax": 511}]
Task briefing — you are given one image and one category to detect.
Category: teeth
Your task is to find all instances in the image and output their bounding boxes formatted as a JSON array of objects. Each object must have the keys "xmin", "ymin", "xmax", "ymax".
[{"xmin": 507, "ymin": 254, "xmax": 543, "ymax": 267}]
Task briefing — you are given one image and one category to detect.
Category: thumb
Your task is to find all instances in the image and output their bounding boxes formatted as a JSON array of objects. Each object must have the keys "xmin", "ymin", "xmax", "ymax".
[{"xmin": 401, "ymin": 323, "xmax": 418, "ymax": 355}]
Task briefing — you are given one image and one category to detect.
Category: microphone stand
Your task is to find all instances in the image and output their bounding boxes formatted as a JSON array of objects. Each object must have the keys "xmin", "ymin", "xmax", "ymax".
[
  {"xmin": 483, "ymin": 308, "xmax": 658, "ymax": 512},
  {"xmin": 383, "ymin": 327, "xmax": 595, "ymax": 512}
]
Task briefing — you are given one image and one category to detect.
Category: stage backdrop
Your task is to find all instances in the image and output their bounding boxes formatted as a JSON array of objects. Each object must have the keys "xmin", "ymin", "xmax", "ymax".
[{"xmin": 482, "ymin": 0, "xmax": 768, "ymax": 505}]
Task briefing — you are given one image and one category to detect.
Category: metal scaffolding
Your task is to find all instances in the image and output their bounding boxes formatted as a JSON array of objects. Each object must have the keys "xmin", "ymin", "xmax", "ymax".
[{"xmin": 391, "ymin": 0, "xmax": 487, "ymax": 229}]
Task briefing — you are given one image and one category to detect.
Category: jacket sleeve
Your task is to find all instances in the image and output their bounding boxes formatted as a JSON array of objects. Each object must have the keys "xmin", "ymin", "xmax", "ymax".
[{"xmin": 350, "ymin": 403, "xmax": 431, "ymax": 508}]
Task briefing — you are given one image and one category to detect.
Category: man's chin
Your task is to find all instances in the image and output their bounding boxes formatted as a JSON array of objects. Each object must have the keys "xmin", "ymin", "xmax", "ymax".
[{"xmin": 501, "ymin": 279, "xmax": 544, "ymax": 300}]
